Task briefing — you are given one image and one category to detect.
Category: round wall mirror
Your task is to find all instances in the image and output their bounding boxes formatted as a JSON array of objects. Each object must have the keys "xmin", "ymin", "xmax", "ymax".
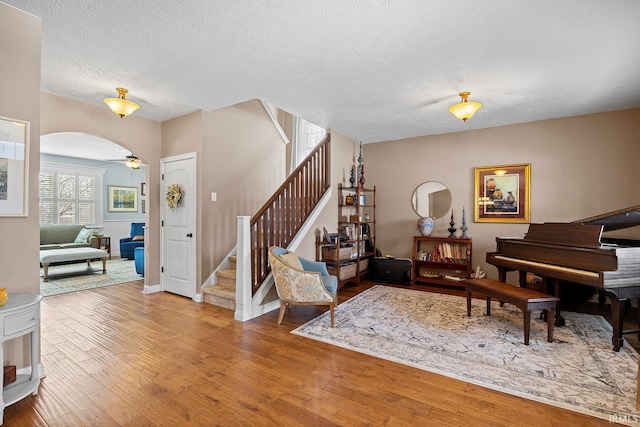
[{"xmin": 411, "ymin": 181, "xmax": 452, "ymax": 219}]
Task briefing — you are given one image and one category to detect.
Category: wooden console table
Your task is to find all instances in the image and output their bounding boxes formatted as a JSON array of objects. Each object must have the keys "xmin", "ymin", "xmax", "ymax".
[{"xmin": 0, "ymin": 294, "xmax": 42, "ymax": 425}]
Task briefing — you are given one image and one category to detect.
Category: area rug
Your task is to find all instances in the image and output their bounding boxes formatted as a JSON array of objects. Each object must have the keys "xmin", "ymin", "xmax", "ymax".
[
  {"xmin": 40, "ymin": 258, "xmax": 141, "ymax": 296},
  {"xmin": 293, "ymin": 285, "xmax": 640, "ymax": 425}
]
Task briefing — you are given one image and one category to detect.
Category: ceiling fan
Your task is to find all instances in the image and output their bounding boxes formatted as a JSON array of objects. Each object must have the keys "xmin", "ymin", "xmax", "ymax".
[{"xmin": 105, "ymin": 154, "xmax": 142, "ymax": 169}]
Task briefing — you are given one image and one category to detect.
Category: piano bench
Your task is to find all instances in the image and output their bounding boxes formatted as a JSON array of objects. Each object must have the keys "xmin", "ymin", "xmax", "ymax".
[{"xmin": 463, "ymin": 278, "xmax": 560, "ymax": 345}]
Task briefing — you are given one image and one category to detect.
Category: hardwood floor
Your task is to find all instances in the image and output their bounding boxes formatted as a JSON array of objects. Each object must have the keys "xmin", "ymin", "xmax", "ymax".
[{"xmin": 3, "ymin": 280, "xmax": 633, "ymax": 426}]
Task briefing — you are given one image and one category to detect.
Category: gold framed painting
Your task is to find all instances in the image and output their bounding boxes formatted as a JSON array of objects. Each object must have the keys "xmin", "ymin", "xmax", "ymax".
[{"xmin": 474, "ymin": 164, "xmax": 530, "ymax": 223}]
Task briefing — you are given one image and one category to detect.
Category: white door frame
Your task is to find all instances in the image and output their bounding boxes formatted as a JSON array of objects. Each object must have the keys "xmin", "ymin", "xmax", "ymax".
[{"xmin": 160, "ymin": 152, "xmax": 198, "ymax": 301}]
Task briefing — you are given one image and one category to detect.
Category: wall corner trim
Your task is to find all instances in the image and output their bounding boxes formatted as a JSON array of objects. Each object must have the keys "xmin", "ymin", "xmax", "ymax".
[{"xmin": 260, "ymin": 100, "xmax": 289, "ymax": 145}]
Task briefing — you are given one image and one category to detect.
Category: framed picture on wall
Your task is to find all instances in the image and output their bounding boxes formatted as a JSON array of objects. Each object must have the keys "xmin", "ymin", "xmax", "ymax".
[
  {"xmin": 141, "ymin": 182, "xmax": 146, "ymax": 196},
  {"xmin": 0, "ymin": 116, "xmax": 29, "ymax": 217},
  {"xmin": 108, "ymin": 185, "xmax": 138, "ymax": 212},
  {"xmin": 474, "ymin": 164, "xmax": 530, "ymax": 223}
]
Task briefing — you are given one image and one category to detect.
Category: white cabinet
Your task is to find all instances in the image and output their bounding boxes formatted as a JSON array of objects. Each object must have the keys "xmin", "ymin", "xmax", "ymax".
[{"xmin": 0, "ymin": 294, "xmax": 42, "ymax": 425}]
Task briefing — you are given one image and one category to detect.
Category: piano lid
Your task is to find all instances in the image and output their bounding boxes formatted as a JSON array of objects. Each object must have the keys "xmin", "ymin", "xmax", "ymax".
[{"xmin": 573, "ymin": 204, "xmax": 640, "ymax": 232}]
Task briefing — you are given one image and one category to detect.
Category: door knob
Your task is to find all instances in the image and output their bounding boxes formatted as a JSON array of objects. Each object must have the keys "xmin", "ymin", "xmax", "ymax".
[{"xmin": 187, "ymin": 233, "xmax": 193, "ymax": 238}]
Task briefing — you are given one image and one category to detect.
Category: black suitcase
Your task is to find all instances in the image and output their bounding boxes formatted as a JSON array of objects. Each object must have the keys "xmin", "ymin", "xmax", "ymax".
[{"xmin": 371, "ymin": 257, "xmax": 412, "ymax": 285}]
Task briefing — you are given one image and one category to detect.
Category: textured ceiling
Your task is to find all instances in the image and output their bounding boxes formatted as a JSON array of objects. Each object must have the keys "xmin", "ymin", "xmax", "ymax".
[{"xmin": 5, "ymin": 0, "xmax": 640, "ymax": 145}]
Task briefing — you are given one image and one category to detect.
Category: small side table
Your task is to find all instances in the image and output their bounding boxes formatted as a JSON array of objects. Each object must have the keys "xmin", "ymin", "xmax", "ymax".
[
  {"xmin": 96, "ymin": 236, "xmax": 111, "ymax": 259},
  {"xmin": 0, "ymin": 294, "xmax": 42, "ymax": 424}
]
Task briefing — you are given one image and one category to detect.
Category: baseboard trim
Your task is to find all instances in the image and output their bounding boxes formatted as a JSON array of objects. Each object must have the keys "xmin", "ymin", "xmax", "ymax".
[{"xmin": 143, "ymin": 284, "xmax": 161, "ymax": 294}]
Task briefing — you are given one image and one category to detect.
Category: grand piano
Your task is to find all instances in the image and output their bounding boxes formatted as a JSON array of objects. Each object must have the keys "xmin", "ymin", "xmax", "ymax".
[{"xmin": 486, "ymin": 205, "xmax": 640, "ymax": 351}]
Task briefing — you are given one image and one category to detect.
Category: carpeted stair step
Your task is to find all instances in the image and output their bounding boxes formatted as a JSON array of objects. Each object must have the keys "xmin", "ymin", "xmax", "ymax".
[
  {"xmin": 216, "ymin": 268, "xmax": 236, "ymax": 287},
  {"xmin": 203, "ymin": 255, "xmax": 237, "ymax": 310},
  {"xmin": 202, "ymin": 284, "xmax": 235, "ymax": 310}
]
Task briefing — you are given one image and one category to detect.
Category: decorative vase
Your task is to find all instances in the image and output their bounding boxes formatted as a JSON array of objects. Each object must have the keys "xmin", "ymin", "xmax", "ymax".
[
  {"xmin": 493, "ymin": 188, "xmax": 503, "ymax": 200},
  {"xmin": 417, "ymin": 217, "xmax": 434, "ymax": 237},
  {"xmin": 448, "ymin": 210, "xmax": 457, "ymax": 238},
  {"xmin": 505, "ymin": 191, "xmax": 515, "ymax": 205},
  {"xmin": 460, "ymin": 206, "xmax": 469, "ymax": 239},
  {"xmin": 0, "ymin": 287, "xmax": 7, "ymax": 307}
]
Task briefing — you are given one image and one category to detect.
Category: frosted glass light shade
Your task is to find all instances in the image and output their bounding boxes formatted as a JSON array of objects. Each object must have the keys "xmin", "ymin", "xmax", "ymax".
[
  {"xmin": 125, "ymin": 155, "xmax": 141, "ymax": 169},
  {"xmin": 125, "ymin": 159, "xmax": 140, "ymax": 169},
  {"xmin": 449, "ymin": 91, "xmax": 481, "ymax": 121},
  {"xmin": 104, "ymin": 87, "xmax": 140, "ymax": 118}
]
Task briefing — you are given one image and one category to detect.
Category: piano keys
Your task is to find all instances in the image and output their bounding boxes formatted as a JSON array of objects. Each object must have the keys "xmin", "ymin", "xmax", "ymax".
[{"xmin": 486, "ymin": 205, "xmax": 640, "ymax": 351}]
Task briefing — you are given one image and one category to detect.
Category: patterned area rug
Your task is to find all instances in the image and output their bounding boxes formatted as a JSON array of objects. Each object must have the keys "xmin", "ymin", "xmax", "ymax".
[
  {"xmin": 40, "ymin": 258, "xmax": 142, "ymax": 296},
  {"xmin": 293, "ymin": 285, "xmax": 640, "ymax": 425}
]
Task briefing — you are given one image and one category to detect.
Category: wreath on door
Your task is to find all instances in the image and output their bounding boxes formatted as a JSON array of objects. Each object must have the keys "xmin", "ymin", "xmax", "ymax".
[{"xmin": 166, "ymin": 183, "xmax": 184, "ymax": 210}]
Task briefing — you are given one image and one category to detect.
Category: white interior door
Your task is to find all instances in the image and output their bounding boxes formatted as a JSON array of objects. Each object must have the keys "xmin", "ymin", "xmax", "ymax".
[{"xmin": 160, "ymin": 153, "xmax": 196, "ymax": 299}]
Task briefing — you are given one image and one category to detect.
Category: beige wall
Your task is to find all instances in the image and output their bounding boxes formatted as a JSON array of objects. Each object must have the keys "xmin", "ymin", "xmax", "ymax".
[
  {"xmin": 162, "ymin": 100, "xmax": 286, "ymax": 284},
  {"xmin": 364, "ymin": 108, "xmax": 640, "ymax": 282},
  {"xmin": 161, "ymin": 110, "xmax": 203, "ymax": 158},
  {"xmin": 40, "ymin": 93, "xmax": 163, "ymax": 287},
  {"xmin": 202, "ymin": 100, "xmax": 286, "ymax": 274},
  {"xmin": 0, "ymin": 2, "xmax": 41, "ymax": 366},
  {"xmin": 0, "ymin": 2, "xmax": 41, "ymax": 292},
  {"xmin": 161, "ymin": 111, "xmax": 204, "ymax": 284}
]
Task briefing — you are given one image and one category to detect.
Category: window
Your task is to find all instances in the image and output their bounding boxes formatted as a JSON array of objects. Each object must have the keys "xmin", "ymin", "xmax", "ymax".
[
  {"xmin": 39, "ymin": 163, "xmax": 105, "ymax": 226},
  {"xmin": 290, "ymin": 117, "xmax": 325, "ymax": 172}
]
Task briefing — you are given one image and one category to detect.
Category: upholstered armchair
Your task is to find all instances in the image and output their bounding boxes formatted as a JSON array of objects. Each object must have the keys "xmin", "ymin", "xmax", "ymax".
[
  {"xmin": 119, "ymin": 222, "xmax": 145, "ymax": 259},
  {"xmin": 268, "ymin": 246, "xmax": 338, "ymax": 327}
]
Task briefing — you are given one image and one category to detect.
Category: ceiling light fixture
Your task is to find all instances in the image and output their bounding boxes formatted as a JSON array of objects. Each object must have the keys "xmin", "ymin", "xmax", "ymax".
[
  {"xmin": 104, "ymin": 87, "xmax": 140, "ymax": 118},
  {"xmin": 449, "ymin": 91, "xmax": 482, "ymax": 122},
  {"xmin": 125, "ymin": 155, "xmax": 141, "ymax": 169}
]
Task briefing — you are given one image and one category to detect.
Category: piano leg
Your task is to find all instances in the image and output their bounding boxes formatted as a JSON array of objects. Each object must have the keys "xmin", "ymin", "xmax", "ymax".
[
  {"xmin": 609, "ymin": 297, "xmax": 625, "ymax": 352},
  {"xmin": 598, "ymin": 290, "xmax": 606, "ymax": 306},
  {"xmin": 553, "ymin": 280, "xmax": 566, "ymax": 327},
  {"xmin": 496, "ymin": 267, "xmax": 515, "ymax": 307},
  {"xmin": 496, "ymin": 267, "xmax": 510, "ymax": 283},
  {"xmin": 518, "ymin": 270, "xmax": 527, "ymax": 288}
]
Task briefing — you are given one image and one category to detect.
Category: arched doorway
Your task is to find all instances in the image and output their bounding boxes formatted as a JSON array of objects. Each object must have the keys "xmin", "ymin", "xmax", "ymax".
[{"xmin": 39, "ymin": 132, "xmax": 147, "ymax": 295}]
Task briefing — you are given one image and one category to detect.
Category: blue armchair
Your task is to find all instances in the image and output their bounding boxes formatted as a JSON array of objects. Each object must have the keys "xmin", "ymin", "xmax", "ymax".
[{"xmin": 120, "ymin": 222, "xmax": 145, "ymax": 259}]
